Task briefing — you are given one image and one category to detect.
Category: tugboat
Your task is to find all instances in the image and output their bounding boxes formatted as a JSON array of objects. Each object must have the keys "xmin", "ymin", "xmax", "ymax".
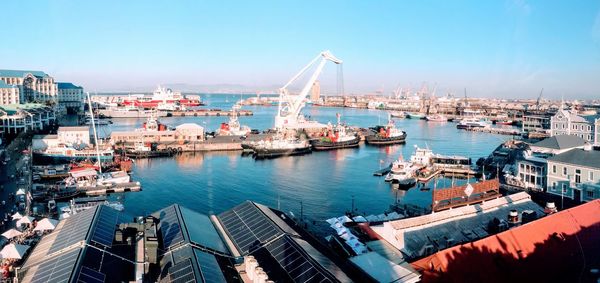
[
  {"xmin": 366, "ymin": 116, "xmax": 407, "ymax": 145},
  {"xmin": 125, "ymin": 140, "xmax": 173, "ymax": 158},
  {"xmin": 310, "ymin": 114, "xmax": 360, "ymax": 150},
  {"xmin": 217, "ymin": 104, "xmax": 251, "ymax": 136},
  {"xmin": 252, "ymin": 132, "xmax": 312, "ymax": 159}
]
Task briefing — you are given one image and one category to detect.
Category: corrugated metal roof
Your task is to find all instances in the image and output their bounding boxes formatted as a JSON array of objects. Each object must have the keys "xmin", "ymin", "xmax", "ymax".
[{"xmin": 0, "ymin": 69, "xmax": 49, "ymax": 78}]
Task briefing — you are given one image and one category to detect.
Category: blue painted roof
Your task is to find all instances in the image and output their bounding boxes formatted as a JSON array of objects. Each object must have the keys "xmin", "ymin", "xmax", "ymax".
[
  {"xmin": 57, "ymin": 82, "xmax": 83, "ymax": 89},
  {"xmin": 0, "ymin": 80, "xmax": 17, "ymax": 89},
  {"xmin": 0, "ymin": 69, "xmax": 49, "ymax": 78}
]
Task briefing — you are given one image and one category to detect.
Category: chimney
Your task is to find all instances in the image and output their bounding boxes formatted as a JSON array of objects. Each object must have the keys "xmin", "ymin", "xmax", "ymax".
[
  {"xmin": 544, "ymin": 202, "xmax": 558, "ymax": 214},
  {"xmin": 507, "ymin": 209, "xmax": 519, "ymax": 226}
]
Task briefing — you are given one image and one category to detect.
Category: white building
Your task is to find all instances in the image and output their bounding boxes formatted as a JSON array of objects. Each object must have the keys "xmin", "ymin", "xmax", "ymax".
[
  {"xmin": 0, "ymin": 104, "xmax": 56, "ymax": 140},
  {"xmin": 550, "ymin": 107, "xmax": 600, "ymax": 145},
  {"xmin": 546, "ymin": 147, "xmax": 600, "ymax": 202},
  {"xmin": 32, "ymin": 126, "xmax": 90, "ymax": 150},
  {"xmin": 57, "ymin": 82, "xmax": 84, "ymax": 114},
  {"xmin": 0, "ymin": 80, "xmax": 20, "ymax": 105},
  {"xmin": 0, "ymin": 70, "xmax": 58, "ymax": 104}
]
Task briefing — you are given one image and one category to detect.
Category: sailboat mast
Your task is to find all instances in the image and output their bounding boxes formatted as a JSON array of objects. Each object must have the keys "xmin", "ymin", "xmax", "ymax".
[{"xmin": 86, "ymin": 92, "xmax": 103, "ymax": 174}]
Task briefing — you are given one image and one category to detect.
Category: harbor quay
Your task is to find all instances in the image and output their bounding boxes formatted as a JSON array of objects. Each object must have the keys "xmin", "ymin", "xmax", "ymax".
[{"xmin": 1, "ymin": 68, "xmax": 600, "ymax": 281}]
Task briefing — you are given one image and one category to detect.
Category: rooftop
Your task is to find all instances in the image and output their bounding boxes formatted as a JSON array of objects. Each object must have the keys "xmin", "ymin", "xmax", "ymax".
[
  {"xmin": 547, "ymin": 148, "xmax": 600, "ymax": 169},
  {"xmin": 0, "ymin": 69, "xmax": 50, "ymax": 79},
  {"xmin": 0, "ymin": 80, "xmax": 17, "ymax": 89},
  {"xmin": 532, "ymin": 135, "xmax": 586, "ymax": 150},
  {"xmin": 411, "ymin": 199, "xmax": 600, "ymax": 283},
  {"xmin": 57, "ymin": 82, "xmax": 83, "ymax": 89},
  {"xmin": 19, "ymin": 205, "xmax": 133, "ymax": 282},
  {"xmin": 371, "ymin": 192, "xmax": 545, "ymax": 260},
  {"xmin": 0, "ymin": 104, "xmax": 52, "ymax": 115}
]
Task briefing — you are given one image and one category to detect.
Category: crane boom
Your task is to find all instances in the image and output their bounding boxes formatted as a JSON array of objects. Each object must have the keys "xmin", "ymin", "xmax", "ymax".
[{"xmin": 275, "ymin": 50, "xmax": 343, "ymax": 129}]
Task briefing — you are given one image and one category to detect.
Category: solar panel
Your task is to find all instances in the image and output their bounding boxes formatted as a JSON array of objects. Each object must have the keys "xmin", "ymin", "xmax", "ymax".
[
  {"xmin": 168, "ymin": 258, "xmax": 196, "ymax": 283},
  {"xmin": 218, "ymin": 202, "xmax": 283, "ymax": 254},
  {"xmin": 77, "ymin": 266, "xmax": 105, "ymax": 283},
  {"xmin": 179, "ymin": 206, "xmax": 229, "ymax": 254},
  {"xmin": 48, "ymin": 207, "xmax": 97, "ymax": 254},
  {"xmin": 194, "ymin": 249, "xmax": 227, "ymax": 283},
  {"xmin": 27, "ymin": 247, "xmax": 82, "ymax": 283},
  {"xmin": 91, "ymin": 206, "xmax": 121, "ymax": 246},
  {"xmin": 262, "ymin": 236, "xmax": 335, "ymax": 283},
  {"xmin": 158, "ymin": 205, "xmax": 185, "ymax": 249}
]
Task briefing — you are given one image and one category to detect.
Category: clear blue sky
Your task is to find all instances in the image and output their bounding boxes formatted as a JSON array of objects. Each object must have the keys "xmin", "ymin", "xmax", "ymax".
[{"xmin": 1, "ymin": 0, "xmax": 599, "ymax": 98}]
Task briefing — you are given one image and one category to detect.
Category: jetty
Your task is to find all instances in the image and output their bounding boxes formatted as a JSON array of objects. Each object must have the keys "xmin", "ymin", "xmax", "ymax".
[{"xmin": 78, "ymin": 182, "xmax": 142, "ymax": 196}]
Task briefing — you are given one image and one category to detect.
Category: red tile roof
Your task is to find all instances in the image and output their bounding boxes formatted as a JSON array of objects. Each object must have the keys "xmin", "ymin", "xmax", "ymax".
[{"xmin": 411, "ymin": 199, "xmax": 600, "ymax": 283}]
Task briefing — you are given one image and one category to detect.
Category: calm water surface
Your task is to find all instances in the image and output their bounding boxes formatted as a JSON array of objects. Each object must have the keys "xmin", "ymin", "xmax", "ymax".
[{"xmin": 96, "ymin": 94, "xmax": 511, "ymax": 234}]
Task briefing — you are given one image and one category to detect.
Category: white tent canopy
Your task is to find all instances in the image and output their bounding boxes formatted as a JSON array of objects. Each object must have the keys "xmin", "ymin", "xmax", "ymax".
[
  {"xmin": 33, "ymin": 218, "xmax": 59, "ymax": 232},
  {"xmin": 15, "ymin": 188, "xmax": 26, "ymax": 196},
  {"xmin": 16, "ymin": 216, "xmax": 34, "ymax": 226},
  {"xmin": 1, "ymin": 229, "xmax": 23, "ymax": 240},
  {"xmin": 0, "ymin": 244, "xmax": 29, "ymax": 259},
  {"xmin": 11, "ymin": 212, "xmax": 23, "ymax": 220}
]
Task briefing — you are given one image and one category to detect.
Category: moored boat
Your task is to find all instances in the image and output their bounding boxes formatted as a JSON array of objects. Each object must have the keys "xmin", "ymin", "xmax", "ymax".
[
  {"xmin": 456, "ymin": 117, "xmax": 490, "ymax": 129},
  {"xmin": 385, "ymin": 159, "xmax": 418, "ymax": 187},
  {"xmin": 406, "ymin": 112, "xmax": 426, "ymax": 119},
  {"xmin": 310, "ymin": 114, "xmax": 360, "ymax": 150},
  {"xmin": 426, "ymin": 114, "xmax": 448, "ymax": 122},
  {"xmin": 366, "ymin": 117, "xmax": 407, "ymax": 145}
]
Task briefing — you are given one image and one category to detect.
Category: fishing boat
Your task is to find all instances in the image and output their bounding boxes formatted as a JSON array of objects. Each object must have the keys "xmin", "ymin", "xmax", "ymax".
[
  {"xmin": 366, "ymin": 117, "xmax": 407, "ymax": 145},
  {"xmin": 390, "ymin": 111, "xmax": 406, "ymax": 118},
  {"xmin": 310, "ymin": 114, "xmax": 360, "ymax": 150},
  {"xmin": 406, "ymin": 112, "xmax": 426, "ymax": 119},
  {"xmin": 217, "ymin": 104, "xmax": 251, "ymax": 136},
  {"xmin": 456, "ymin": 117, "xmax": 490, "ymax": 129},
  {"xmin": 426, "ymin": 114, "xmax": 448, "ymax": 122}
]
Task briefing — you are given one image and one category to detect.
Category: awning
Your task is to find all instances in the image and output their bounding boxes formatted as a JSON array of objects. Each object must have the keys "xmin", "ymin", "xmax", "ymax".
[
  {"xmin": 1, "ymin": 229, "xmax": 23, "ymax": 240},
  {"xmin": 11, "ymin": 212, "xmax": 23, "ymax": 220},
  {"xmin": 33, "ymin": 218, "xmax": 59, "ymax": 231},
  {"xmin": 16, "ymin": 216, "xmax": 34, "ymax": 226},
  {"xmin": 16, "ymin": 188, "xmax": 26, "ymax": 196},
  {"xmin": 0, "ymin": 244, "xmax": 30, "ymax": 259}
]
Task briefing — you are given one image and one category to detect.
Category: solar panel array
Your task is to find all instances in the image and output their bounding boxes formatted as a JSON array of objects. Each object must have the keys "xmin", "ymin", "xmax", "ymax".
[
  {"xmin": 168, "ymin": 258, "xmax": 196, "ymax": 283},
  {"xmin": 159, "ymin": 205, "xmax": 185, "ymax": 249},
  {"xmin": 26, "ymin": 247, "xmax": 82, "ymax": 283},
  {"xmin": 91, "ymin": 206, "xmax": 121, "ymax": 247},
  {"xmin": 77, "ymin": 266, "xmax": 106, "ymax": 283},
  {"xmin": 262, "ymin": 236, "xmax": 336, "ymax": 283},
  {"xmin": 48, "ymin": 207, "xmax": 97, "ymax": 254},
  {"xmin": 218, "ymin": 201, "xmax": 283, "ymax": 254},
  {"xmin": 194, "ymin": 249, "xmax": 227, "ymax": 283}
]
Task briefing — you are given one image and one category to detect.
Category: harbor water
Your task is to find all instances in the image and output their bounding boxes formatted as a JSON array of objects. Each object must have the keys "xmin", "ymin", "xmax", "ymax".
[{"xmin": 95, "ymin": 94, "xmax": 512, "ymax": 234}]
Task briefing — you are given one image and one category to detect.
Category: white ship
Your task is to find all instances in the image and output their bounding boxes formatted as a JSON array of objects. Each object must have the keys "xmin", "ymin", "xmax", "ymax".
[{"xmin": 98, "ymin": 106, "xmax": 168, "ymax": 118}]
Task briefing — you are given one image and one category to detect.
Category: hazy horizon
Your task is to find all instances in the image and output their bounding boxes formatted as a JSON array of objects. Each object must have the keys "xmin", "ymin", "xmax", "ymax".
[{"xmin": 2, "ymin": 1, "xmax": 600, "ymax": 99}]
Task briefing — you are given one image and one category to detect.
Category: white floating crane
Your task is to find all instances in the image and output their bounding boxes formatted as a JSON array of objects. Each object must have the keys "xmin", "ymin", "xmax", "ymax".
[{"xmin": 274, "ymin": 50, "xmax": 343, "ymax": 129}]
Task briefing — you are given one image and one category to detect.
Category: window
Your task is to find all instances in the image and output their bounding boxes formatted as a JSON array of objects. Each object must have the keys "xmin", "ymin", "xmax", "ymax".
[
  {"xmin": 590, "ymin": 172, "xmax": 594, "ymax": 181},
  {"xmin": 563, "ymin": 167, "xmax": 567, "ymax": 176},
  {"xmin": 553, "ymin": 165, "xmax": 556, "ymax": 174},
  {"xmin": 587, "ymin": 191, "xmax": 594, "ymax": 199},
  {"xmin": 562, "ymin": 183, "xmax": 567, "ymax": 194},
  {"xmin": 575, "ymin": 169, "xmax": 581, "ymax": 183}
]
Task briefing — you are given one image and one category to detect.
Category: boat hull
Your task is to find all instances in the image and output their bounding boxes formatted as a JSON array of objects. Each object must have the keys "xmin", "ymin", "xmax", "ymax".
[
  {"xmin": 456, "ymin": 124, "xmax": 486, "ymax": 129},
  {"xmin": 365, "ymin": 133, "xmax": 407, "ymax": 145},
  {"xmin": 33, "ymin": 153, "xmax": 114, "ymax": 164},
  {"xmin": 310, "ymin": 137, "xmax": 360, "ymax": 150},
  {"xmin": 253, "ymin": 146, "xmax": 312, "ymax": 159},
  {"xmin": 125, "ymin": 150, "xmax": 174, "ymax": 158},
  {"xmin": 98, "ymin": 109, "xmax": 168, "ymax": 118}
]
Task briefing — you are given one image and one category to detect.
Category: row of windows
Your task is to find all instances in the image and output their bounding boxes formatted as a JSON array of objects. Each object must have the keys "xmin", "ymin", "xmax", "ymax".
[{"xmin": 552, "ymin": 164, "xmax": 595, "ymax": 181}]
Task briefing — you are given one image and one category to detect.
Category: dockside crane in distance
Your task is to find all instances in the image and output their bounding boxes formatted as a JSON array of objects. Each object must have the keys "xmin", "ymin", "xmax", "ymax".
[
  {"xmin": 536, "ymin": 88, "xmax": 544, "ymax": 111},
  {"xmin": 274, "ymin": 50, "xmax": 343, "ymax": 129}
]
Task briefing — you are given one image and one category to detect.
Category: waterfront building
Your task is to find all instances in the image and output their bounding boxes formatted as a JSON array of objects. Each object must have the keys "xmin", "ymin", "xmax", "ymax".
[
  {"xmin": 515, "ymin": 153, "xmax": 547, "ymax": 190},
  {"xmin": 0, "ymin": 80, "xmax": 20, "ymax": 105},
  {"xmin": 546, "ymin": 147, "xmax": 600, "ymax": 202},
  {"xmin": 522, "ymin": 113, "xmax": 551, "ymax": 133},
  {"xmin": 0, "ymin": 104, "xmax": 56, "ymax": 140},
  {"xmin": 370, "ymin": 191, "xmax": 544, "ymax": 260},
  {"xmin": 57, "ymin": 82, "xmax": 84, "ymax": 114},
  {"xmin": 0, "ymin": 69, "xmax": 58, "ymax": 104},
  {"xmin": 110, "ymin": 123, "xmax": 205, "ymax": 144},
  {"xmin": 550, "ymin": 106, "xmax": 600, "ymax": 145},
  {"xmin": 411, "ymin": 199, "xmax": 600, "ymax": 283}
]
